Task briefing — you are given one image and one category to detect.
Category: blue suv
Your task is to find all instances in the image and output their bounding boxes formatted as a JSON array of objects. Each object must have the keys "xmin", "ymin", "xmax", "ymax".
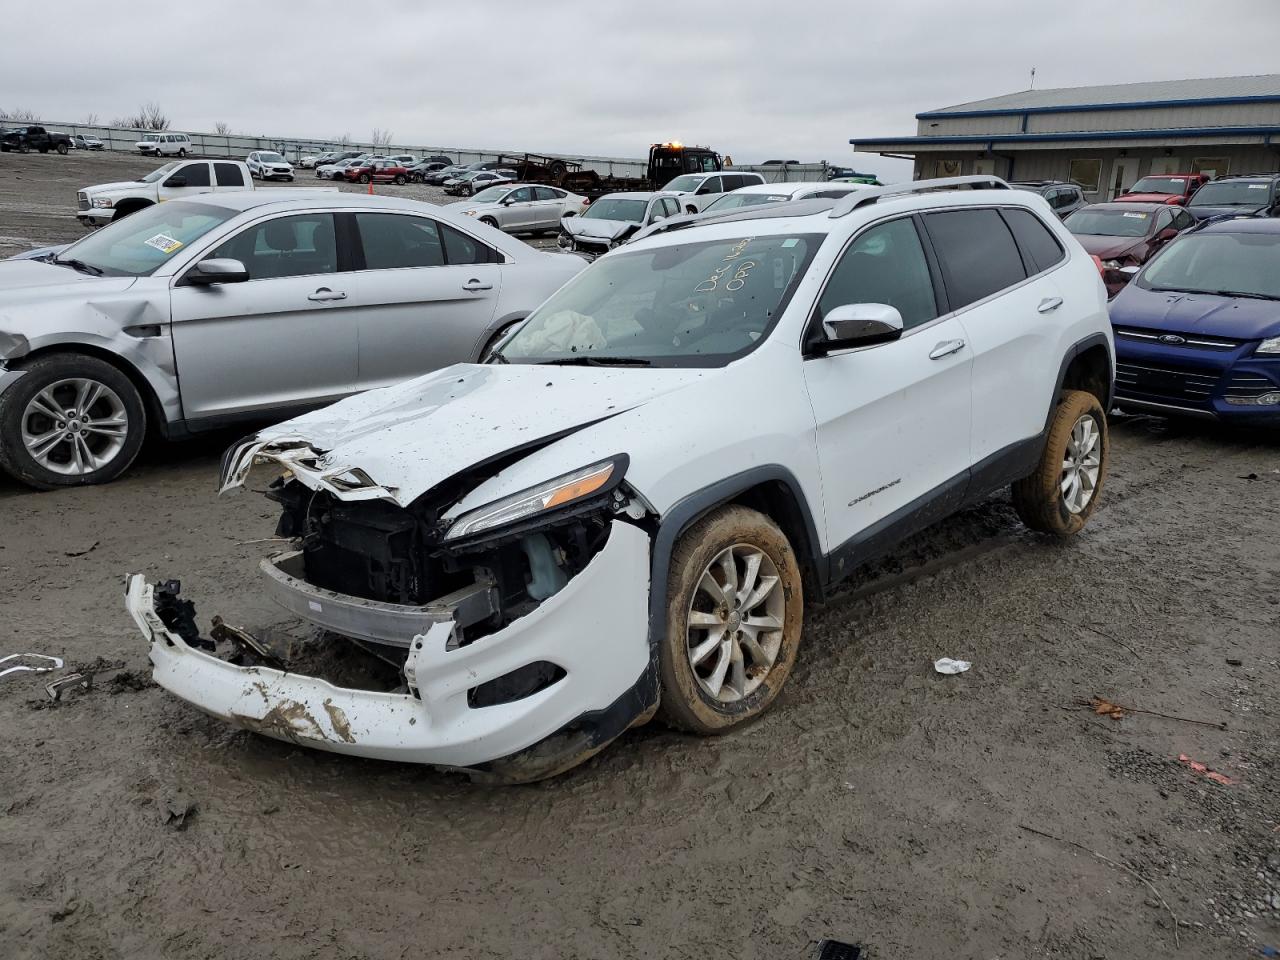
[{"xmin": 1109, "ymin": 218, "xmax": 1280, "ymax": 424}]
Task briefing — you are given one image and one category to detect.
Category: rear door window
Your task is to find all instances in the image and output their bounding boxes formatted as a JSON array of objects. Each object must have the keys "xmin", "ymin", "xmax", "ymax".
[
  {"xmin": 923, "ymin": 209, "xmax": 1028, "ymax": 309},
  {"xmin": 1002, "ymin": 208, "xmax": 1065, "ymax": 274},
  {"xmin": 440, "ymin": 222, "xmax": 498, "ymax": 265},
  {"xmin": 355, "ymin": 213, "xmax": 444, "ymax": 269},
  {"xmin": 214, "ymin": 162, "xmax": 245, "ymax": 186},
  {"xmin": 534, "ymin": 186, "xmax": 561, "ymax": 200}
]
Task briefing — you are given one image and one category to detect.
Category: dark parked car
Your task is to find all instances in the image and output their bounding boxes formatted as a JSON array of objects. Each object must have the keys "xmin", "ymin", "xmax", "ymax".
[
  {"xmin": 1109, "ymin": 218, "xmax": 1280, "ymax": 425},
  {"xmin": 1115, "ymin": 173, "xmax": 1208, "ymax": 206},
  {"xmin": 1185, "ymin": 174, "xmax": 1280, "ymax": 221},
  {"xmin": 1064, "ymin": 202, "xmax": 1196, "ymax": 297},
  {"xmin": 1009, "ymin": 180, "xmax": 1086, "ymax": 218},
  {"xmin": 425, "ymin": 164, "xmax": 469, "ymax": 185},
  {"xmin": 0, "ymin": 125, "xmax": 72, "ymax": 154},
  {"xmin": 407, "ymin": 160, "xmax": 448, "ymax": 183}
]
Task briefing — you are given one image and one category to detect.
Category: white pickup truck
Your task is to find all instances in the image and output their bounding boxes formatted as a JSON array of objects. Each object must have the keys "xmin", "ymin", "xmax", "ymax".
[{"xmin": 76, "ymin": 159, "xmax": 257, "ymax": 227}]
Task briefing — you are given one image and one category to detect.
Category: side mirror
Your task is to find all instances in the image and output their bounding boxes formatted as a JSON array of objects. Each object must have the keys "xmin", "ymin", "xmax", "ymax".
[
  {"xmin": 187, "ymin": 258, "xmax": 249, "ymax": 286},
  {"xmin": 696, "ymin": 184, "xmax": 715, "ymax": 195},
  {"xmin": 1155, "ymin": 227, "xmax": 1178, "ymax": 242},
  {"xmin": 1119, "ymin": 265, "xmax": 1141, "ymax": 277},
  {"xmin": 164, "ymin": 176, "xmax": 187, "ymax": 188},
  {"xmin": 816, "ymin": 303, "xmax": 904, "ymax": 352},
  {"xmin": 650, "ymin": 212, "xmax": 666, "ymax": 222}
]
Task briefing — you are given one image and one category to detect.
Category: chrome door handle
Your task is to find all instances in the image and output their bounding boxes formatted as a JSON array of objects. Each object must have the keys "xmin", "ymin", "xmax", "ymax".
[
  {"xmin": 929, "ymin": 338, "xmax": 966, "ymax": 360},
  {"xmin": 308, "ymin": 288, "xmax": 347, "ymax": 302},
  {"xmin": 1037, "ymin": 296, "xmax": 1063, "ymax": 313},
  {"xmin": 462, "ymin": 280, "xmax": 494, "ymax": 292}
]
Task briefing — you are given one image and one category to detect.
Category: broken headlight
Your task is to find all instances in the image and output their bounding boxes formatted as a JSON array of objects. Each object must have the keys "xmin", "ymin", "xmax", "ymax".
[{"xmin": 444, "ymin": 457, "xmax": 624, "ymax": 542}]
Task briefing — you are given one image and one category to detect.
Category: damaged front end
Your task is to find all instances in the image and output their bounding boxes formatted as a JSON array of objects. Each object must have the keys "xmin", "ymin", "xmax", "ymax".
[{"xmin": 128, "ymin": 444, "xmax": 658, "ymax": 782}]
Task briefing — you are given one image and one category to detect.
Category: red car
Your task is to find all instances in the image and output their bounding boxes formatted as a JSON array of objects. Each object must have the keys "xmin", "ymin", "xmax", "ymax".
[
  {"xmin": 1115, "ymin": 173, "xmax": 1209, "ymax": 206},
  {"xmin": 1064, "ymin": 201, "xmax": 1197, "ymax": 297},
  {"xmin": 343, "ymin": 160, "xmax": 410, "ymax": 185}
]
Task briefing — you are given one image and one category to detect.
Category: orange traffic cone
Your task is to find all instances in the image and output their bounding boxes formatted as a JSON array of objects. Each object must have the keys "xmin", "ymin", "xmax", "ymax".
[{"xmin": 368, "ymin": 177, "xmax": 374, "ymax": 195}]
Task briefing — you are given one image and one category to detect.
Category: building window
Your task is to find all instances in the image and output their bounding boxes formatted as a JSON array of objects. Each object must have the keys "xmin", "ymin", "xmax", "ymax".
[
  {"xmin": 934, "ymin": 159, "xmax": 962, "ymax": 178},
  {"xmin": 1068, "ymin": 159, "xmax": 1102, "ymax": 194},
  {"xmin": 1192, "ymin": 157, "xmax": 1230, "ymax": 179}
]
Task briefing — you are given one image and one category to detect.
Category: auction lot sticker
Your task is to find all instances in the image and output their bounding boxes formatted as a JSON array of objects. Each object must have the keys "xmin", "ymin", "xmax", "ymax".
[{"xmin": 145, "ymin": 234, "xmax": 184, "ymax": 254}]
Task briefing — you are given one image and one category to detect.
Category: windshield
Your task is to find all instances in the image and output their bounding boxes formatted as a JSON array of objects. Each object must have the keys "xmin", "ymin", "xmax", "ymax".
[
  {"xmin": 1137, "ymin": 232, "xmax": 1280, "ymax": 299},
  {"xmin": 1127, "ymin": 177, "xmax": 1185, "ymax": 195},
  {"xmin": 583, "ymin": 198, "xmax": 648, "ymax": 221},
  {"xmin": 1189, "ymin": 181, "xmax": 1273, "ymax": 207},
  {"xmin": 705, "ymin": 193, "xmax": 789, "ymax": 212},
  {"xmin": 259, "ymin": 152, "xmax": 285, "ymax": 163},
  {"xmin": 664, "ymin": 175, "xmax": 704, "ymax": 192},
  {"xmin": 140, "ymin": 134, "xmax": 160, "ymax": 142},
  {"xmin": 139, "ymin": 162, "xmax": 180, "ymax": 183},
  {"xmin": 495, "ymin": 233, "xmax": 822, "ymax": 368},
  {"xmin": 1064, "ymin": 208, "xmax": 1153, "ymax": 238},
  {"xmin": 57, "ymin": 200, "xmax": 237, "ymax": 278},
  {"xmin": 471, "ymin": 186, "xmax": 513, "ymax": 203}
]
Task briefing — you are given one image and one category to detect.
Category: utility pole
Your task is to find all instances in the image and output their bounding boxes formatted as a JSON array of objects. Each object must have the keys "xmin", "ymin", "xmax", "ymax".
[{"xmin": 1030, "ymin": 66, "xmax": 1036, "ymax": 90}]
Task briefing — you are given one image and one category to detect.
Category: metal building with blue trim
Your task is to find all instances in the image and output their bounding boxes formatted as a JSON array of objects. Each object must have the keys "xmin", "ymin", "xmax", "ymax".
[{"xmin": 851, "ymin": 74, "xmax": 1280, "ymax": 199}]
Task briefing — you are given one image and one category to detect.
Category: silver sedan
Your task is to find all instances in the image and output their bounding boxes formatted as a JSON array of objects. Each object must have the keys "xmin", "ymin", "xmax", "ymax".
[
  {"xmin": 0, "ymin": 192, "xmax": 586, "ymax": 488},
  {"xmin": 447, "ymin": 183, "xmax": 589, "ymax": 235}
]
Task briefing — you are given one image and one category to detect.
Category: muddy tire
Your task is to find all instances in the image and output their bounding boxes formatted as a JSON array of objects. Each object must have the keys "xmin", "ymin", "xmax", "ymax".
[
  {"xmin": 1011, "ymin": 389, "xmax": 1107, "ymax": 537},
  {"xmin": 56, "ymin": 142, "xmax": 69, "ymax": 155},
  {"xmin": 0, "ymin": 353, "xmax": 147, "ymax": 490},
  {"xmin": 657, "ymin": 505, "xmax": 804, "ymax": 735}
]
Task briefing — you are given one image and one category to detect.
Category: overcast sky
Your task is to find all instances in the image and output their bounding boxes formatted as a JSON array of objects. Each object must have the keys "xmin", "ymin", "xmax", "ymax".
[{"xmin": 6, "ymin": 0, "xmax": 1279, "ymax": 181}]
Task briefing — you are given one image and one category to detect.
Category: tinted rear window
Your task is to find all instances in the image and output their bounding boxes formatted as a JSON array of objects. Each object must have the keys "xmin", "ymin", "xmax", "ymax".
[
  {"xmin": 1003, "ymin": 208, "xmax": 1065, "ymax": 273},
  {"xmin": 214, "ymin": 162, "xmax": 244, "ymax": 187},
  {"xmin": 924, "ymin": 209, "xmax": 1027, "ymax": 309}
]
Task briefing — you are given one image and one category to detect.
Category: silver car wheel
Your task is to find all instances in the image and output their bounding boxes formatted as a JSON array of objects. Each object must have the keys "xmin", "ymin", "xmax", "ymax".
[
  {"xmin": 1061, "ymin": 413, "xmax": 1101, "ymax": 515},
  {"xmin": 20, "ymin": 378, "xmax": 129, "ymax": 476},
  {"xmin": 686, "ymin": 543, "xmax": 785, "ymax": 703}
]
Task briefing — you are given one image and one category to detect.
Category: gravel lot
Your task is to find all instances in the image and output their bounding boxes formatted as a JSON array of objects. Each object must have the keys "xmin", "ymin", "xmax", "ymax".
[{"xmin": 1, "ymin": 151, "xmax": 1278, "ymax": 960}]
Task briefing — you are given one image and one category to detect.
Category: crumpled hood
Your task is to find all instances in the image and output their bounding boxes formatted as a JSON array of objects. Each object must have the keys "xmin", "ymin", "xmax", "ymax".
[
  {"xmin": 0, "ymin": 260, "xmax": 136, "ymax": 299},
  {"xmin": 562, "ymin": 217, "xmax": 637, "ymax": 242},
  {"xmin": 223, "ymin": 362, "xmax": 707, "ymax": 506},
  {"xmin": 1110, "ymin": 286, "xmax": 1280, "ymax": 339},
  {"xmin": 1073, "ymin": 235, "xmax": 1146, "ymax": 259}
]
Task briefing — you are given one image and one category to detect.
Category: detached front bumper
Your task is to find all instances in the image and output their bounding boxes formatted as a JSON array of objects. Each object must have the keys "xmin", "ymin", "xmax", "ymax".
[{"xmin": 125, "ymin": 521, "xmax": 653, "ymax": 773}]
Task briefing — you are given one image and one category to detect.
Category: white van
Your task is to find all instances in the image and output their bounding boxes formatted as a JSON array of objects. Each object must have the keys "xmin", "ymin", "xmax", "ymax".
[{"xmin": 136, "ymin": 133, "xmax": 193, "ymax": 157}]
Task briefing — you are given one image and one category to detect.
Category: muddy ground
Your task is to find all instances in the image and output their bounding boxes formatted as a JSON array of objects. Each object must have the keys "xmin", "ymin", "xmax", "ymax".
[{"xmin": 1, "ymin": 151, "xmax": 1278, "ymax": 960}]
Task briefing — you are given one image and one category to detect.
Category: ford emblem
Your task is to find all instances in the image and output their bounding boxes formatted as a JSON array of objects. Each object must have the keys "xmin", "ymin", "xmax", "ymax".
[{"xmin": 1159, "ymin": 334, "xmax": 1186, "ymax": 345}]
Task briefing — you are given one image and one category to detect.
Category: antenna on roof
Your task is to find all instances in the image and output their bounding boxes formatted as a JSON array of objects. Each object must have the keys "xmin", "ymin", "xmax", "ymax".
[{"xmin": 1030, "ymin": 66, "xmax": 1036, "ymax": 90}]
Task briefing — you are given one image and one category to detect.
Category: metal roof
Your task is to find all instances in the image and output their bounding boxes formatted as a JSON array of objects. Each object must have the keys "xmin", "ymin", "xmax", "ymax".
[{"xmin": 920, "ymin": 74, "xmax": 1280, "ymax": 118}]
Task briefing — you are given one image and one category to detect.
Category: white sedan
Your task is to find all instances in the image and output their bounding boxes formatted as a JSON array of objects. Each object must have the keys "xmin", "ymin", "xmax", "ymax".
[{"xmin": 448, "ymin": 183, "xmax": 589, "ymax": 235}]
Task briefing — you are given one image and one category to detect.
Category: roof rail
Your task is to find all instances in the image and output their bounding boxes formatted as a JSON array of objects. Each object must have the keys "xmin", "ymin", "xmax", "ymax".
[
  {"xmin": 631, "ymin": 197, "xmax": 839, "ymax": 242},
  {"xmin": 828, "ymin": 175, "xmax": 1011, "ymax": 218}
]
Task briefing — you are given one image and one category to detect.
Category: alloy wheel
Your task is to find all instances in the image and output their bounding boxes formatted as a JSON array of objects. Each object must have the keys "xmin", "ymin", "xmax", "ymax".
[
  {"xmin": 1061, "ymin": 414, "xmax": 1101, "ymax": 514},
  {"xmin": 685, "ymin": 543, "xmax": 785, "ymax": 702},
  {"xmin": 20, "ymin": 378, "xmax": 129, "ymax": 476}
]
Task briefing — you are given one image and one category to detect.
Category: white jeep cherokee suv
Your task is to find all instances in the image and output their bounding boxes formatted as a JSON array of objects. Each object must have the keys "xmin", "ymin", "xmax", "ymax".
[{"xmin": 126, "ymin": 177, "xmax": 1113, "ymax": 782}]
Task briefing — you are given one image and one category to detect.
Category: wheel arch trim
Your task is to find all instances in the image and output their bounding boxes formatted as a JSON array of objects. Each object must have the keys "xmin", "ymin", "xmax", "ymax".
[{"xmin": 646, "ymin": 466, "xmax": 826, "ymax": 658}]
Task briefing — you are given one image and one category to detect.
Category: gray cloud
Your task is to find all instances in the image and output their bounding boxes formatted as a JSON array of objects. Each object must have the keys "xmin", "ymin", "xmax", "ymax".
[{"xmin": 7, "ymin": 0, "xmax": 1279, "ymax": 182}]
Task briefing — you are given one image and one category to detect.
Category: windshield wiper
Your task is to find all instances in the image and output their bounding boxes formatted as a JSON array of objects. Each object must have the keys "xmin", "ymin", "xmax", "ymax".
[
  {"xmin": 52, "ymin": 257, "xmax": 103, "ymax": 276},
  {"xmin": 1204, "ymin": 289, "xmax": 1278, "ymax": 301},
  {"xmin": 536, "ymin": 356, "xmax": 652, "ymax": 367}
]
